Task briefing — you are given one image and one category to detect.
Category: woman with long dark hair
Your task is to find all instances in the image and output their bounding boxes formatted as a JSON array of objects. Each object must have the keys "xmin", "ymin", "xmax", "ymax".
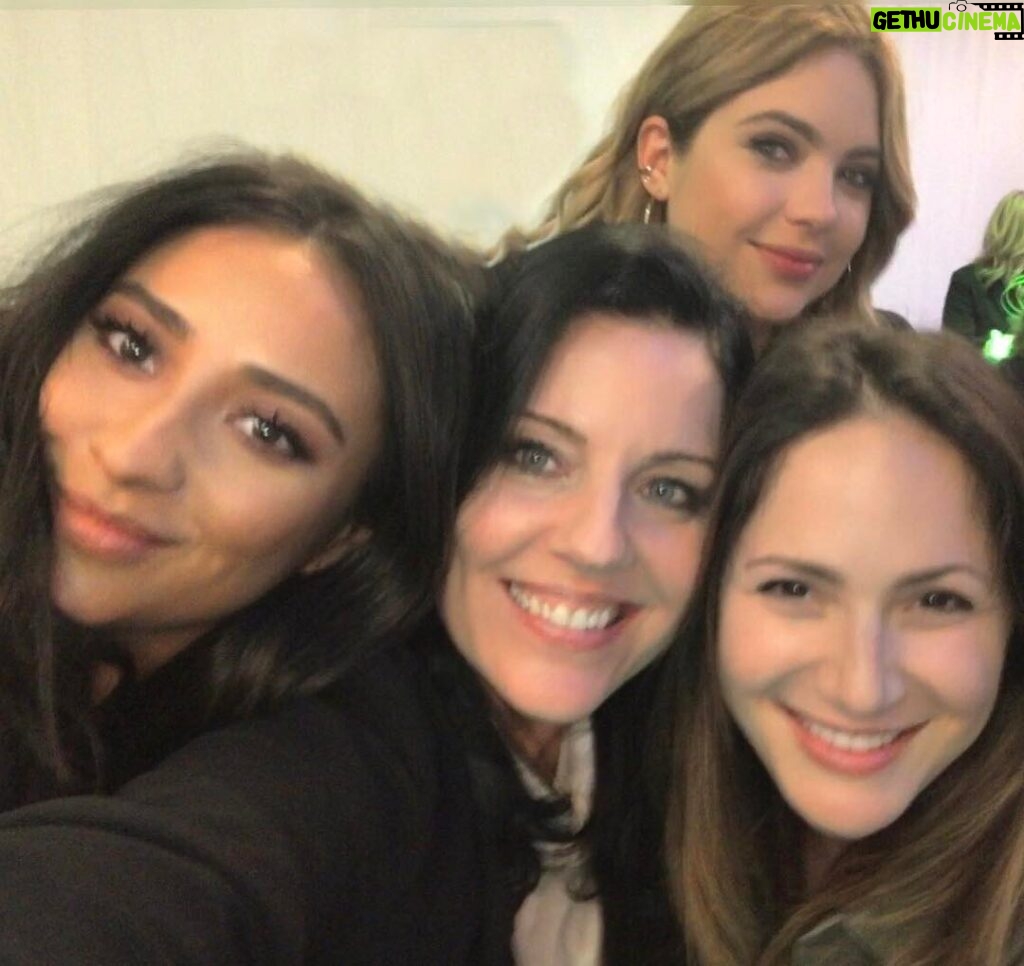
[
  {"xmin": 0, "ymin": 149, "xmax": 483, "ymax": 962},
  {"xmin": 427, "ymin": 222, "xmax": 753, "ymax": 964}
]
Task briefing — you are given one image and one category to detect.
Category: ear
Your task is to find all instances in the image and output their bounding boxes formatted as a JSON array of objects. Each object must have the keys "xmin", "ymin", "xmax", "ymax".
[
  {"xmin": 300, "ymin": 521, "xmax": 371, "ymax": 576},
  {"xmin": 636, "ymin": 115, "xmax": 673, "ymax": 202}
]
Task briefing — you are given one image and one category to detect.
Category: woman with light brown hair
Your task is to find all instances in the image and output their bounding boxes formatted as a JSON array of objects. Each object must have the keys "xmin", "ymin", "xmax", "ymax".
[
  {"xmin": 663, "ymin": 320, "xmax": 1024, "ymax": 964},
  {"xmin": 505, "ymin": 4, "xmax": 915, "ymax": 346}
]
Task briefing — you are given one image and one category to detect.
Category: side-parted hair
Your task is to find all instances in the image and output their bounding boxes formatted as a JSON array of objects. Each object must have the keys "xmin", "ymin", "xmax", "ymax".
[
  {"xmin": 502, "ymin": 4, "xmax": 915, "ymax": 326},
  {"xmin": 665, "ymin": 321, "xmax": 1024, "ymax": 965},
  {"xmin": 426, "ymin": 222, "xmax": 754, "ymax": 964},
  {"xmin": 0, "ymin": 151, "xmax": 481, "ymax": 795},
  {"xmin": 462, "ymin": 221, "xmax": 754, "ymax": 497}
]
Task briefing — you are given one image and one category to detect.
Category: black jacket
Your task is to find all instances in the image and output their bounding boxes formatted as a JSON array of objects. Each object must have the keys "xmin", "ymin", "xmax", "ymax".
[
  {"xmin": 942, "ymin": 263, "xmax": 1010, "ymax": 344},
  {"xmin": 0, "ymin": 645, "xmax": 483, "ymax": 964}
]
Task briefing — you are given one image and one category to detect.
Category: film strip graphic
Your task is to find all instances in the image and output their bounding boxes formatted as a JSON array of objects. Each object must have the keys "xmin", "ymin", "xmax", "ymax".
[{"xmin": 967, "ymin": 1, "xmax": 1024, "ymax": 37}]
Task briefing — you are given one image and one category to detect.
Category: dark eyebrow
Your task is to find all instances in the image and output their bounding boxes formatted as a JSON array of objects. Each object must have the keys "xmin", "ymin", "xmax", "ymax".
[
  {"xmin": 520, "ymin": 411, "xmax": 715, "ymax": 469},
  {"xmin": 110, "ymin": 280, "xmax": 345, "ymax": 444},
  {"xmin": 242, "ymin": 365, "xmax": 346, "ymax": 444},
  {"xmin": 739, "ymin": 109, "xmax": 881, "ymax": 161},
  {"xmin": 745, "ymin": 556, "xmax": 842, "ymax": 585},
  {"xmin": 110, "ymin": 280, "xmax": 191, "ymax": 338},
  {"xmin": 744, "ymin": 557, "xmax": 993, "ymax": 588},
  {"xmin": 893, "ymin": 564, "xmax": 994, "ymax": 590}
]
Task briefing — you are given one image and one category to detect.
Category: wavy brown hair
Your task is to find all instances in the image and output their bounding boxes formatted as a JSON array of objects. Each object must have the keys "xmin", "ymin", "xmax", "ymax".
[
  {"xmin": 664, "ymin": 321, "xmax": 1024, "ymax": 964},
  {"xmin": 502, "ymin": 4, "xmax": 915, "ymax": 326}
]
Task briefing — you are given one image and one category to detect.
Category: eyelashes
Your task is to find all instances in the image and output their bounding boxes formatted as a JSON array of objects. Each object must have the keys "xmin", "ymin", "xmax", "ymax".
[
  {"xmin": 84, "ymin": 311, "xmax": 312, "ymax": 463},
  {"xmin": 746, "ymin": 135, "xmax": 878, "ymax": 192},
  {"xmin": 501, "ymin": 435, "xmax": 711, "ymax": 517},
  {"xmin": 89, "ymin": 311, "xmax": 156, "ymax": 373},
  {"xmin": 233, "ymin": 410, "xmax": 311, "ymax": 462}
]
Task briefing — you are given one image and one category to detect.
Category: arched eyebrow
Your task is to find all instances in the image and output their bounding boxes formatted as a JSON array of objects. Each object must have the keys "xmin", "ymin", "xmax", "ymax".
[
  {"xmin": 743, "ymin": 557, "xmax": 994, "ymax": 588},
  {"xmin": 520, "ymin": 411, "xmax": 715, "ymax": 468},
  {"xmin": 738, "ymin": 109, "xmax": 881, "ymax": 160},
  {"xmin": 111, "ymin": 280, "xmax": 190, "ymax": 338},
  {"xmin": 241, "ymin": 365, "xmax": 346, "ymax": 443},
  {"xmin": 109, "ymin": 279, "xmax": 346, "ymax": 444}
]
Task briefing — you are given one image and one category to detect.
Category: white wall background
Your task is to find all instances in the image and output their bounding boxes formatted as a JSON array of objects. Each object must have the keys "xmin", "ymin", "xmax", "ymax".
[{"xmin": 1, "ymin": 5, "xmax": 1021, "ymax": 329}]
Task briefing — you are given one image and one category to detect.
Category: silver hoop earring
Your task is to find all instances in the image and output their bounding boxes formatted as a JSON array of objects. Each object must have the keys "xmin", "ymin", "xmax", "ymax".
[
  {"xmin": 846, "ymin": 263, "xmax": 853, "ymax": 276},
  {"xmin": 643, "ymin": 197, "xmax": 654, "ymax": 225}
]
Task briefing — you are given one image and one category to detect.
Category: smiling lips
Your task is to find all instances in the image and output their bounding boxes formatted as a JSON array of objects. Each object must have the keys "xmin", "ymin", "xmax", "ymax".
[
  {"xmin": 755, "ymin": 242, "xmax": 825, "ymax": 281},
  {"xmin": 56, "ymin": 491, "xmax": 174, "ymax": 562},
  {"xmin": 786, "ymin": 706, "xmax": 925, "ymax": 776},
  {"xmin": 506, "ymin": 580, "xmax": 633, "ymax": 645}
]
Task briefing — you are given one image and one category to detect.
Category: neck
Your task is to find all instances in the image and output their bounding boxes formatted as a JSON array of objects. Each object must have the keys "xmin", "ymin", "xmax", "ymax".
[
  {"xmin": 803, "ymin": 827, "xmax": 847, "ymax": 893},
  {"xmin": 119, "ymin": 625, "xmax": 207, "ymax": 678},
  {"xmin": 486, "ymin": 694, "xmax": 567, "ymax": 784}
]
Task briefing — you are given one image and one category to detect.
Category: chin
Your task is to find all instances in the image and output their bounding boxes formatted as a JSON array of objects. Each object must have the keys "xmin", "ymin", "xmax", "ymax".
[{"xmin": 789, "ymin": 793, "xmax": 909, "ymax": 842}]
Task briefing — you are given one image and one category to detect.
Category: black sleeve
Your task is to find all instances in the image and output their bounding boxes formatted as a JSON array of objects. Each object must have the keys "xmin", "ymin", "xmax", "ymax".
[
  {"xmin": 942, "ymin": 266, "xmax": 982, "ymax": 343},
  {"xmin": 0, "ymin": 650, "xmax": 480, "ymax": 965}
]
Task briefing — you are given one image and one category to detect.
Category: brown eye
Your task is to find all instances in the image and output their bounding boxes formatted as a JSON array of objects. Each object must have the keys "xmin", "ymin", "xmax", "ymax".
[
  {"xmin": 920, "ymin": 590, "xmax": 972, "ymax": 613},
  {"xmin": 90, "ymin": 314, "xmax": 156, "ymax": 373}
]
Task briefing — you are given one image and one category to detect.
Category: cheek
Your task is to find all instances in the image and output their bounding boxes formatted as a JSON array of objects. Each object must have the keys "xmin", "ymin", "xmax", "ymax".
[
  {"xmin": 914, "ymin": 629, "xmax": 1007, "ymax": 723},
  {"xmin": 717, "ymin": 592, "xmax": 789, "ymax": 701},
  {"xmin": 644, "ymin": 521, "xmax": 707, "ymax": 616},
  {"xmin": 840, "ymin": 196, "xmax": 873, "ymax": 255},
  {"xmin": 39, "ymin": 354, "xmax": 79, "ymax": 437},
  {"xmin": 198, "ymin": 476, "xmax": 348, "ymax": 573},
  {"xmin": 453, "ymin": 481, "xmax": 545, "ymax": 569}
]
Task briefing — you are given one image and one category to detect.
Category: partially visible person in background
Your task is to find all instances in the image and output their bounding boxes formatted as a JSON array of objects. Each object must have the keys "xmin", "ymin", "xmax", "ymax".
[
  {"xmin": 501, "ymin": 4, "xmax": 915, "ymax": 349},
  {"xmin": 665, "ymin": 320, "xmax": 1024, "ymax": 965},
  {"xmin": 942, "ymin": 188, "xmax": 1024, "ymax": 359}
]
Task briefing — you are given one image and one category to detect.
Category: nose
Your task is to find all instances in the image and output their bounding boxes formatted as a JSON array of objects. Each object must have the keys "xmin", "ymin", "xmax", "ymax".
[
  {"xmin": 90, "ymin": 395, "xmax": 187, "ymax": 493},
  {"xmin": 552, "ymin": 479, "xmax": 634, "ymax": 573},
  {"xmin": 785, "ymin": 162, "xmax": 840, "ymax": 229},
  {"xmin": 825, "ymin": 611, "xmax": 905, "ymax": 716}
]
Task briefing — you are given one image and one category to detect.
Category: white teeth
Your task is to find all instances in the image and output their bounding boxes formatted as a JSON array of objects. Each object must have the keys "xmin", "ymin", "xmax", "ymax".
[
  {"xmin": 803, "ymin": 717, "xmax": 902, "ymax": 752},
  {"xmin": 507, "ymin": 582, "xmax": 619, "ymax": 631}
]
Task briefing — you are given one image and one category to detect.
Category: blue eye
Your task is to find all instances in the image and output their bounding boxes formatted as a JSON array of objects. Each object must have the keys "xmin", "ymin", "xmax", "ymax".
[
  {"xmin": 505, "ymin": 439, "xmax": 558, "ymax": 477},
  {"xmin": 90, "ymin": 313, "xmax": 156, "ymax": 373},
  {"xmin": 642, "ymin": 477, "xmax": 707, "ymax": 516},
  {"xmin": 236, "ymin": 411, "xmax": 310, "ymax": 461}
]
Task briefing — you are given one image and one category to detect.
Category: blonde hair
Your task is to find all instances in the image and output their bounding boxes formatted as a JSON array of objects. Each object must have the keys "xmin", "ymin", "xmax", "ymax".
[
  {"xmin": 977, "ymin": 189, "xmax": 1024, "ymax": 290},
  {"xmin": 504, "ymin": 4, "xmax": 915, "ymax": 324}
]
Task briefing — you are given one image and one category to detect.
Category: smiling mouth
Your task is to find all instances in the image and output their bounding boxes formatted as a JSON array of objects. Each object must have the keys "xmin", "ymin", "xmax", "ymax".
[
  {"xmin": 506, "ymin": 581, "xmax": 629, "ymax": 632},
  {"xmin": 787, "ymin": 707, "xmax": 924, "ymax": 753}
]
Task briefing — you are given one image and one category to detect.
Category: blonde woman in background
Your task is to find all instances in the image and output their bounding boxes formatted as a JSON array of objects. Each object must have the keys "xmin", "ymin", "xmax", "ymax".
[
  {"xmin": 942, "ymin": 188, "xmax": 1024, "ymax": 348},
  {"xmin": 504, "ymin": 4, "xmax": 915, "ymax": 347}
]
